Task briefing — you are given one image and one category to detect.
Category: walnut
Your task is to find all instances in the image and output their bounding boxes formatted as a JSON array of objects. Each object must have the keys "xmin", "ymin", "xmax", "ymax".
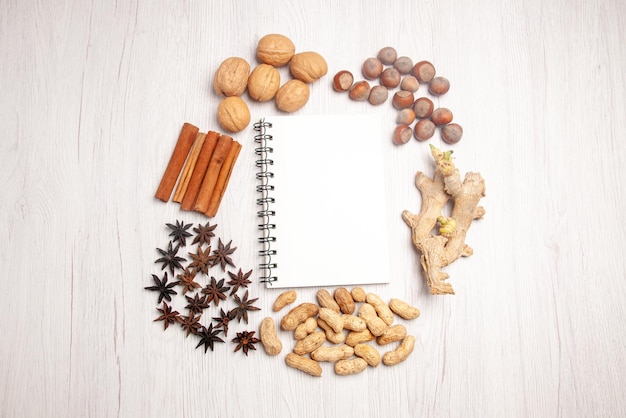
[
  {"xmin": 275, "ymin": 79, "xmax": 310, "ymax": 113},
  {"xmin": 289, "ymin": 51, "xmax": 328, "ymax": 83},
  {"xmin": 256, "ymin": 34, "xmax": 296, "ymax": 67},
  {"xmin": 247, "ymin": 63, "xmax": 281, "ymax": 102},
  {"xmin": 213, "ymin": 57, "xmax": 250, "ymax": 97},
  {"xmin": 216, "ymin": 96, "xmax": 250, "ymax": 133}
]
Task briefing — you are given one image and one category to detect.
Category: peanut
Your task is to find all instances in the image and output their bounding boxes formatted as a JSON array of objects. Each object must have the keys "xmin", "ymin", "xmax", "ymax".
[
  {"xmin": 366, "ymin": 293, "xmax": 394, "ymax": 325},
  {"xmin": 318, "ymin": 307, "xmax": 344, "ymax": 333},
  {"xmin": 293, "ymin": 316, "xmax": 318, "ymax": 340},
  {"xmin": 350, "ymin": 287, "xmax": 367, "ymax": 302},
  {"xmin": 281, "ymin": 302, "xmax": 319, "ymax": 331},
  {"xmin": 382, "ymin": 335, "xmax": 416, "ymax": 366},
  {"xmin": 316, "ymin": 289, "xmax": 340, "ymax": 312},
  {"xmin": 334, "ymin": 287, "xmax": 355, "ymax": 314},
  {"xmin": 285, "ymin": 353, "xmax": 322, "ymax": 377},
  {"xmin": 334, "ymin": 358, "xmax": 368, "ymax": 376},
  {"xmin": 293, "ymin": 331, "xmax": 326, "ymax": 355},
  {"xmin": 317, "ymin": 318, "xmax": 346, "ymax": 344},
  {"xmin": 273, "ymin": 290, "xmax": 297, "ymax": 312},
  {"xmin": 354, "ymin": 343, "xmax": 381, "ymax": 367},
  {"xmin": 342, "ymin": 314, "xmax": 367, "ymax": 332},
  {"xmin": 275, "ymin": 286, "xmax": 420, "ymax": 377},
  {"xmin": 345, "ymin": 329, "xmax": 375, "ymax": 347},
  {"xmin": 259, "ymin": 317, "xmax": 282, "ymax": 356},
  {"xmin": 376, "ymin": 324, "xmax": 407, "ymax": 345},
  {"xmin": 311, "ymin": 345, "xmax": 354, "ymax": 362},
  {"xmin": 389, "ymin": 298, "xmax": 421, "ymax": 320},
  {"xmin": 358, "ymin": 303, "xmax": 388, "ymax": 336}
]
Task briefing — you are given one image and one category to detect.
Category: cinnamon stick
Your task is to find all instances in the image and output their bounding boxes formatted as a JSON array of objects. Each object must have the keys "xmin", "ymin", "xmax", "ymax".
[
  {"xmin": 193, "ymin": 134, "xmax": 234, "ymax": 214},
  {"xmin": 172, "ymin": 132, "xmax": 206, "ymax": 203},
  {"xmin": 180, "ymin": 131, "xmax": 219, "ymax": 211},
  {"xmin": 155, "ymin": 122, "xmax": 199, "ymax": 202},
  {"xmin": 205, "ymin": 141, "xmax": 242, "ymax": 218}
]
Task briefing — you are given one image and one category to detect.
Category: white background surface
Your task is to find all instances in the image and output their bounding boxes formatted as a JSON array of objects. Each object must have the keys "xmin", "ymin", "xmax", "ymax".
[{"xmin": 1, "ymin": 1, "xmax": 625, "ymax": 417}]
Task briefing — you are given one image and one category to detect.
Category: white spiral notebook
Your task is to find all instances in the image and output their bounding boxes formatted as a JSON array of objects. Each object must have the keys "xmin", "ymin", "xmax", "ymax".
[{"xmin": 253, "ymin": 114, "xmax": 391, "ymax": 288}]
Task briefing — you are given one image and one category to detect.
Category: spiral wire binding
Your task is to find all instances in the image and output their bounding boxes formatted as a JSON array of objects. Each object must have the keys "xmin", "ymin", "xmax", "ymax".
[{"xmin": 254, "ymin": 119, "xmax": 277, "ymax": 284}]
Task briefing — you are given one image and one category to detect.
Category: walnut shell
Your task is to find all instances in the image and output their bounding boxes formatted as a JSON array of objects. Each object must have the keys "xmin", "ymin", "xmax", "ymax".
[
  {"xmin": 216, "ymin": 96, "xmax": 250, "ymax": 133},
  {"xmin": 275, "ymin": 79, "xmax": 310, "ymax": 113},
  {"xmin": 247, "ymin": 63, "xmax": 281, "ymax": 102},
  {"xmin": 289, "ymin": 51, "xmax": 328, "ymax": 83},
  {"xmin": 213, "ymin": 57, "xmax": 250, "ymax": 97},
  {"xmin": 256, "ymin": 34, "xmax": 296, "ymax": 67}
]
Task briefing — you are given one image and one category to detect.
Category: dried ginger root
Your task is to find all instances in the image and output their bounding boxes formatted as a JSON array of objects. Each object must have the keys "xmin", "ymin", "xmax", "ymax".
[{"xmin": 401, "ymin": 145, "xmax": 486, "ymax": 295}]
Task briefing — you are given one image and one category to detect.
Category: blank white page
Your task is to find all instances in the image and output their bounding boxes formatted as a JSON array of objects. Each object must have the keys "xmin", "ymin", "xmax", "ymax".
[{"xmin": 258, "ymin": 114, "xmax": 391, "ymax": 288}]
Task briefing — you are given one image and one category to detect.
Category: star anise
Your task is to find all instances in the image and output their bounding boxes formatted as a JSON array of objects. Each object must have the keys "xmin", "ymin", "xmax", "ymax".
[
  {"xmin": 212, "ymin": 308, "xmax": 236, "ymax": 337},
  {"xmin": 232, "ymin": 330, "xmax": 260, "ymax": 356},
  {"xmin": 154, "ymin": 301, "xmax": 180, "ymax": 330},
  {"xmin": 166, "ymin": 220, "xmax": 193, "ymax": 247},
  {"xmin": 192, "ymin": 221, "xmax": 217, "ymax": 247},
  {"xmin": 230, "ymin": 290, "xmax": 261, "ymax": 324},
  {"xmin": 155, "ymin": 241, "xmax": 186, "ymax": 274},
  {"xmin": 227, "ymin": 268, "xmax": 253, "ymax": 295},
  {"xmin": 184, "ymin": 292, "xmax": 210, "ymax": 315},
  {"xmin": 201, "ymin": 277, "xmax": 230, "ymax": 307},
  {"xmin": 187, "ymin": 245, "xmax": 214, "ymax": 275},
  {"xmin": 144, "ymin": 272, "xmax": 178, "ymax": 303},
  {"xmin": 179, "ymin": 313, "xmax": 202, "ymax": 337},
  {"xmin": 211, "ymin": 238, "xmax": 237, "ymax": 271},
  {"xmin": 195, "ymin": 324, "xmax": 224, "ymax": 352},
  {"xmin": 177, "ymin": 267, "xmax": 201, "ymax": 294}
]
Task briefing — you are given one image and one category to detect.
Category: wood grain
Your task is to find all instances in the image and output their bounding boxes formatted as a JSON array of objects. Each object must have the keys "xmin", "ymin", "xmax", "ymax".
[{"xmin": 0, "ymin": 0, "xmax": 625, "ymax": 417}]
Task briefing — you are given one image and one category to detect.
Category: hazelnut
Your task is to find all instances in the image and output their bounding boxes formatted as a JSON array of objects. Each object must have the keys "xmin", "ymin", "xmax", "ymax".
[
  {"xmin": 412, "ymin": 60, "xmax": 436, "ymax": 83},
  {"xmin": 217, "ymin": 96, "xmax": 251, "ymax": 133},
  {"xmin": 362, "ymin": 57, "xmax": 383, "ymax": 80},
  {"xmin": 393, "ymin": 56, "xmax": 413, "ymax": 75},
  {"xmin": 413, "ymin": 97, "xmax": 434, "ymax": 119},
  {"xmin": 414, "ymin": 119, "xmax": 436, "ymax": 141},
  {"xmin": 275, "ymin": 79, "xmax": 310, "ymax": 112},
  {"xmin": 396, "ymin": 109, "xmax": 416, "ymax": 125},
  {"xmin": 429, "ymin": 76, "xmax": 450, "ymax": 95},
  {"xmin": 377, "ymin": 46, "xmax": 398, "ymax": 65},
  {"xmin": 290, "ymin": 51, "xmax": 328, "ymax": 83},
  {"xmin": 213, "ymin": 57, "xmax": 250, "ymax": 97},
  {"xmin": 367, "ymin": 85, "xmax": 388, "ymax": 105},
  {"xmin": 256, "ymin": 34, "xmax": 296, "ymax": 67},
  {"xmin": 333, "ymin": 70, "xmax": 354, "ymax": 92},
  {"xmin": 431, "ymin": 107, "xmax": 453, "ymax": 126},
  {"xmin": 393, "ymin": 124, "xmax": 412, "ymax": 145},
  {"xmin": 247, "ymin": 63, "xmax": 280, "ymax": 102},
  {"xmin": 441, "ymin": 123, "xmax": 463, "ymax": 144},
  {"xmin": 400, "ymin": 76, "xmax": 419, "ymax": 92},
  {"xmin": 392, "ymin": 90, "xmax": 415, "ymax": 110},
  {"xmin": 349, "ymin": 80, "xmax": 371, "ymax": 101},
  {"xmin": 380, "ymin": 67, "xmax": 401, "ymax": 88}
]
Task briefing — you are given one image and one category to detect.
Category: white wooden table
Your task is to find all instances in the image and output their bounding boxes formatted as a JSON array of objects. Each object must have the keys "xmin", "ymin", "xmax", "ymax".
[{"xmin": 1, "ymin": 1, "xmax": 625, "ymax": 417}]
